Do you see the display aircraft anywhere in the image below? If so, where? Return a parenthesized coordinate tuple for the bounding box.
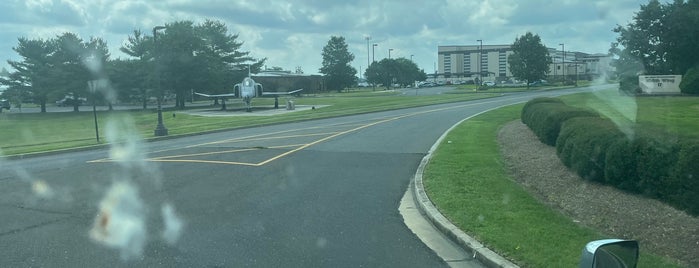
(195, 69, 302, 112)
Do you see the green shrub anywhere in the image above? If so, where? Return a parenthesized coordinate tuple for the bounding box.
(619, 75, 640, 94)
(556, 117, 625, 182)
(680, 67, 699, 94)
(666, 139, 699, 215)
(631, 130, 680, 198)
(521, 97, 563, 125)
(521, 100, 598, 146)
(604, 138, 640, 192)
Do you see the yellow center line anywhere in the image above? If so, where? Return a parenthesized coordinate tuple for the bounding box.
(256, 115, 407, 166)
(185, 123, 368, 148)
(147, 159, 261, 166)
(194, 132, 344, 145)
(89, 98, 511, 166)
(150, 147, 261, 160)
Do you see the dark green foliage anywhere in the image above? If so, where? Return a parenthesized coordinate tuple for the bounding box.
(521, 97, 563, 116)
(521, 98, 598, 146)
(605, 126, 682, 196)
(668, 139, 699, 215)
(618, 75, 640, 95)
(320, 36, 357, 92)
(556, 117, 625, 182)
(612, 0, 699, 77)
(631, 129, 680, 198)
(523, 98, 699, 216)
(680, 67, 699, 94)
(365, 58, 426, 89)
(604, 138, 639, 192)
(508, 32, 552, 89)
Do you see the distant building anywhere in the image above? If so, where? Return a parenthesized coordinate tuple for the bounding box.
(437, 45, 613, 83)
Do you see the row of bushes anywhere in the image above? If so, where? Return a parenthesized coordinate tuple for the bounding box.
(521, 98, 699, 216)
(521, 97, 598, 146)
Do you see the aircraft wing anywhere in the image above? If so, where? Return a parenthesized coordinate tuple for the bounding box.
(261, 89, 303, 96)
(195, 92, 237, 98)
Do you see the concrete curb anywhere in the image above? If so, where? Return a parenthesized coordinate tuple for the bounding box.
(411, 105, 520, 268)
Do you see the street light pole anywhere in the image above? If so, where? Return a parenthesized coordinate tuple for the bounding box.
(476, 39, 483, 85)
(372, 44, 377, 63)
(559, 43, 565, 82)
(388, 48, 393, 59)
(365, 36, 371, 69)
(153, 25, 168, 137)
(574, 52, 578, 87)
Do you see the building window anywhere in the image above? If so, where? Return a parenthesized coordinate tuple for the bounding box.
(463, 54, 471, 72)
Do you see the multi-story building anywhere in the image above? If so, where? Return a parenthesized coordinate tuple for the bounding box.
(437, 45, 612, 84)
(438, 45, 513, 83)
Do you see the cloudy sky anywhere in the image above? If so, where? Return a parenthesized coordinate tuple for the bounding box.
(0, 0, 648, 75)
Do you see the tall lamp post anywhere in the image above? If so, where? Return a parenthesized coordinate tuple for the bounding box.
(559, 43, 565, 82)
(476, 39, 483, 85)
(365, 36, 371, 69)
(153, 25, 168, 136)
(388, 48, 393, 59)
(574, 51, 578, 87)
(372, 43, 377, 63)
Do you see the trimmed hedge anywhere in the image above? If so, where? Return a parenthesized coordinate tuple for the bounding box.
(667, 139, 699, 214)
(521, 98, 598, 146)
(521, 98, 699, 216)
(680, 66, 699, 94)
(556, 117, 626, 182)
(604, 138, 639, 192)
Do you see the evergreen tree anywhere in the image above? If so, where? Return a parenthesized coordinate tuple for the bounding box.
(320, 36, 357, 92)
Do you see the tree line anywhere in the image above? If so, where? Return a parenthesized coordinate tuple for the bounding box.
(0, 19, 265, 112)
(318, 36, 427, 92)
(612, 0, 699, 93)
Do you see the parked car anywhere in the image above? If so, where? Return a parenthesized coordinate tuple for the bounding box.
(482, 81, 496, 86)
(0, 99, 10, 110)
(56, 95, 87, 107)
(528, 79, 549, 87)
(418, 81, 436, 88)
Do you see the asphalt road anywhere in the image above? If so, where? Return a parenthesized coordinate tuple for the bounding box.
(0, 84, 614, 267)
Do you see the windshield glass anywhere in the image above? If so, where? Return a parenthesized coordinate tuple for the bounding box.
(0, 1, 695, 267)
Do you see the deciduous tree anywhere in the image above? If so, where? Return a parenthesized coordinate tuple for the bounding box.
(508, 32, 552, 89)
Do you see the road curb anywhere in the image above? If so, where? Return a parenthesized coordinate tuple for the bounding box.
(410, 105, 519, 268)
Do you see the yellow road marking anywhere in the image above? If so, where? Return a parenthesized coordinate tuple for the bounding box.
(90, 98, 514, 166)
(149, 147, 261, 160)
(192, 132, 343, 146)
(256, 116, 403, 166)
(146, 159, 261, 166)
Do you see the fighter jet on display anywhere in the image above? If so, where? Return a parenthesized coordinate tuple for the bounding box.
(195, 67, 303, 112)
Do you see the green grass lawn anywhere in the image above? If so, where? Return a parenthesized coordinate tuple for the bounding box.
(453, 80, 591, 93)
(0, 91, 499, 155)
(423, 104, 681, 267)
(559, 89, 699, 137)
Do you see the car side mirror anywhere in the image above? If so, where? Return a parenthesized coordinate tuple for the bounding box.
(579, 239, 639, 268)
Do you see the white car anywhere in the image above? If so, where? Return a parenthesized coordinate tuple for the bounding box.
(482, 81, 496, 86)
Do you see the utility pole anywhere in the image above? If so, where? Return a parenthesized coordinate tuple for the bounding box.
(477, 39, 483, 85)
(372, 43, 377, 63)
(365, 36, 371, 69)
(559, 43, 565, 82)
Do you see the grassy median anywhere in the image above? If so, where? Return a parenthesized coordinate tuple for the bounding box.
(0, 91, 499, 155)
(422, 103, 679, 267)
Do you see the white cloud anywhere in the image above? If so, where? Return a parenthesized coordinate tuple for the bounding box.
(0, 0, 650, 74)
